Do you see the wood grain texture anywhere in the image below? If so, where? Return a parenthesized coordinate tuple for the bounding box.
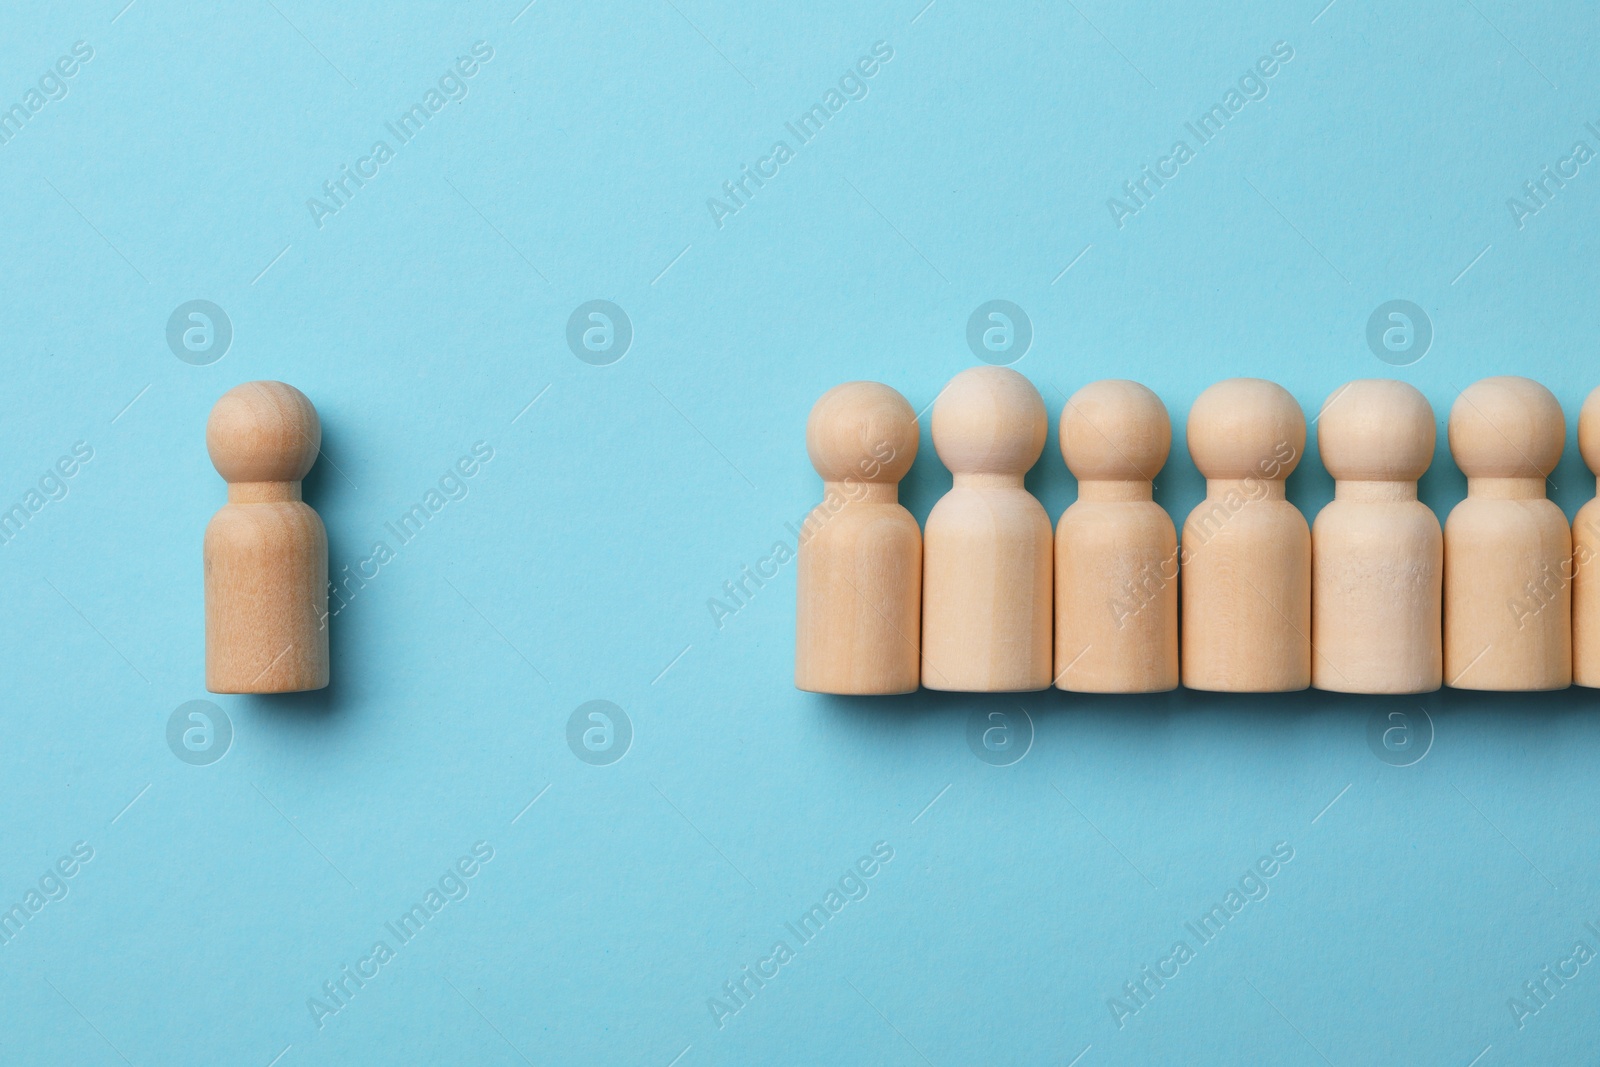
(921, 367, 1051, 692)
(794, 382, 922, 695)
(1180, 378, 1310, 692)
(1311, 379, 1442, 693)
(1444, 376, 1570, 691)
(1054, 380, 1178, 693)
(204, 381, 329, 694)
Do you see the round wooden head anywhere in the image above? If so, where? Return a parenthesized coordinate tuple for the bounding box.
(806, 381, 918, 483)
(1448, 375, 1563, 479)
(931, 366, 1046, 476)
(1579, 385, 1600, 477)
(1186, 378, 1305, 480)
(207, 381, 321, 484)
(1317, 379, 1435, 482)
(1059, 379, 1170, 482)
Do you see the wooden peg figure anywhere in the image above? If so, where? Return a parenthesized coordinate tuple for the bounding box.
(1311, 379, 1442, 693)
(795, 382, 922, 695)
(1575, 386, 1600, 687)
(1181, 378, 1310, 692)
(1054, 380, 1178, 693)
(1445, 376, 1570, 690)
(205, 381, 329, 693)
(922, 366, 1052, 692)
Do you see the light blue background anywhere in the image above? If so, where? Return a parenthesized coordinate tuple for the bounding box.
(3, 0, 1599, 1063)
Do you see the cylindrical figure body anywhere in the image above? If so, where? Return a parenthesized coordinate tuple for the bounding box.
(204, 381, 330, 693)
(1311, 380, 1442, 693)
(795, 382, 921, 695)
(922, 367, 1052, 691)
(1181, 378, 1310, 692)
(1572, 387, 1600, 687)
(1054, 380, 1178, 692)
(1444, 376, 1570, 690)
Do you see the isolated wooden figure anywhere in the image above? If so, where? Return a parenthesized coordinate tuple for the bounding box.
(1445, 377, 1570, 690)
(1311, 380, 1442, 693)
(1181, 378, 1310, 692)
(1575, 387, 1600, 687)
(922, 366, 1051, 691)
(1054, 380, 1178, 693)
(204, 381, 329, 693)
(795, 382, 922, 695)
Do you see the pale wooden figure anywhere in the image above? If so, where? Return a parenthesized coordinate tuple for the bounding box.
(1311, 379, 1442, 693)
(1445, 376, 1570, 690)
(922, 367, 1051, 692)
(795, 382, 922, 695)
(1181, 378, 1310, 692)
(1054, 380, 1178, 692)
(1575, 386, 1600, 687)
(205, 381, 330, 693)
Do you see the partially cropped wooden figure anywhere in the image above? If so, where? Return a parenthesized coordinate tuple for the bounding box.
(205, 381, 330, 693)
(1181, 378, 1310, 692)
(922, 367, 1052, 692)
(1054, 380, 1178, 693)
(1311, 380, 1442, 693)
(1444, 376, 1570, 690)
(794, 382, 922, 695)
(1570, 387, 1600, 687)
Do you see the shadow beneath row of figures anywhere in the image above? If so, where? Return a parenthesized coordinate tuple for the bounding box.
(819, 684, 1600, 728)
(820, 686, 1600, 768)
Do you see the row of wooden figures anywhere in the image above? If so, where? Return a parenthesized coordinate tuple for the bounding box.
(795, 371, 1600, 696)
